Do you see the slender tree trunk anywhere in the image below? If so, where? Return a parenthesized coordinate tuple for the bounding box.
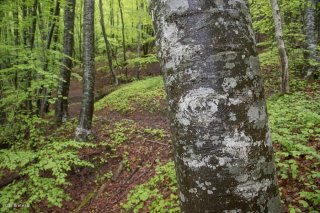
(39, 0, 60, 116)
(30, 0, 38, 50)
(304, 0, 319, 80)
(56, 0, 76, 124)
(75, 0, 95, 141)
(118, 0, 127, 79)
(270, 0, 290, 93)
(136, 0, 143, 80)
(151, 0, 281, 212)
(22, 0, 28, 47)
(99, 0, 118, 85)
(13, 7, 20, 90)
(78, 0, 84, 65)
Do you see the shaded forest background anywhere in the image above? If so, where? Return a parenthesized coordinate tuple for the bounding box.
(0, 0, 319, 212)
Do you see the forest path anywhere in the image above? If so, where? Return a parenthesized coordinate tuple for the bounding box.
(59, 62, 169, 212)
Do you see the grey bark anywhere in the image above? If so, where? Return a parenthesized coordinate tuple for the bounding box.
(75, 0, 95, 141)
(56, 0, 76, 124)
(118, 0, 128, 79)
(270, 0, 289, 93)
(151, 0, 281, 212)
(305, 0, 319, 80)
(136, 0, 143, 79)
(99, 0, 118, 85)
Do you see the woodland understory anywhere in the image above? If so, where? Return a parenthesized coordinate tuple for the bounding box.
(0, 0, 319, 212)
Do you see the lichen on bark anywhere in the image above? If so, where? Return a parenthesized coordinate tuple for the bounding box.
(151, 0, 281, 212)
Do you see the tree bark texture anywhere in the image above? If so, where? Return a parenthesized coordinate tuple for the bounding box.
(270, 0, 289, 93)
(56, 0, 76, 124)
(305, 0, 319, 80)
(76, 0, 95, 141)
(151, 0, 281, 212)
(99, 0, 118, 85)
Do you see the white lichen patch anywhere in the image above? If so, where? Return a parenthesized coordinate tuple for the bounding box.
(188, 188, 197, 194)
(223, 130, 253, 162)
(207, 190, 214, 194)
(195, 140, 206, 148)
(265, 128, 273, 147)
(159, 16, 203, 72)
(235, 173, 249, 182)
(182, 154, 216, 170)
(222, 78, 237, 92)
(163, 0, 189, 13)
(176, 87, 219, 127)
(223, 210, 242, 213)
(249, 56, 260, 75)
(180, 192, 186, 203)
(247, 104, 267, 129)
(229, 112, 237, 121)
(235, 179, 272, 201)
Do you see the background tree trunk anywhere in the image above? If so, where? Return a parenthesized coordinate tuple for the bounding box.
(56, 0, 76, 124)
(99, 0, 118, 85)
(270, 0, 290, 93)
(75, 0, 95, 141)
(118, 0, 127, 80)
(39, 0, 61, 116)
(304, 0, 319, 80)
(151, 0, 281, 212)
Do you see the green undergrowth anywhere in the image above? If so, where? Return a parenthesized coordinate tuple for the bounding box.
(95, 76, 165, 113)
(122, 80, 320, 212)
(268, 87, 320, 212)
(0, 140, 95, 212)
(122, 161, 179, 213)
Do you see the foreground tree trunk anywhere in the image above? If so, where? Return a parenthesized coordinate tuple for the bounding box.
(304, 0, 319, 80)
(75, 0, 95, 141)
(56, 0, 76, 124)
(151, 0, 281, 212)
(270, 0, 290, 93)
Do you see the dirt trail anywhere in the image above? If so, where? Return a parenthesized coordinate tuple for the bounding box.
(58, 62, 167, 212)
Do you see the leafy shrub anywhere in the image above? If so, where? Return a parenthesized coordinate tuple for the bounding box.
(0, 141, 94, 212)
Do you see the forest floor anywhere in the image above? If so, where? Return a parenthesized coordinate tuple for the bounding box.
(50, 63, 175, 212)
(45, 62, 319, 213)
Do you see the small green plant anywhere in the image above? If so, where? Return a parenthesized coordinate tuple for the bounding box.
(122, 161, 179, 213)
(107, 119, 137, 149)
(144, 128, 167, 140)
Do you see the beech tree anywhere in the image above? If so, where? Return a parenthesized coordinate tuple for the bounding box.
(56, 0, 76, 124)
(75, 0, 95, 141)
(151, 0, 281, 212)
(270, 0, 289, 93)
(304, 0, 319, 80)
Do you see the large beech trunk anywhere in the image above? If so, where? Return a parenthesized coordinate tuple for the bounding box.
(151, 0, 281, 212)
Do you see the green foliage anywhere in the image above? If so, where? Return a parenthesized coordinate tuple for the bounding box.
(127, 54, 159, 69)
(268, 86, 320, 210)
(144, 128, 166, 140)
(122, 161, 179, 213)
(95, 76, 165, 113)
(0, 141, 95, 212)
